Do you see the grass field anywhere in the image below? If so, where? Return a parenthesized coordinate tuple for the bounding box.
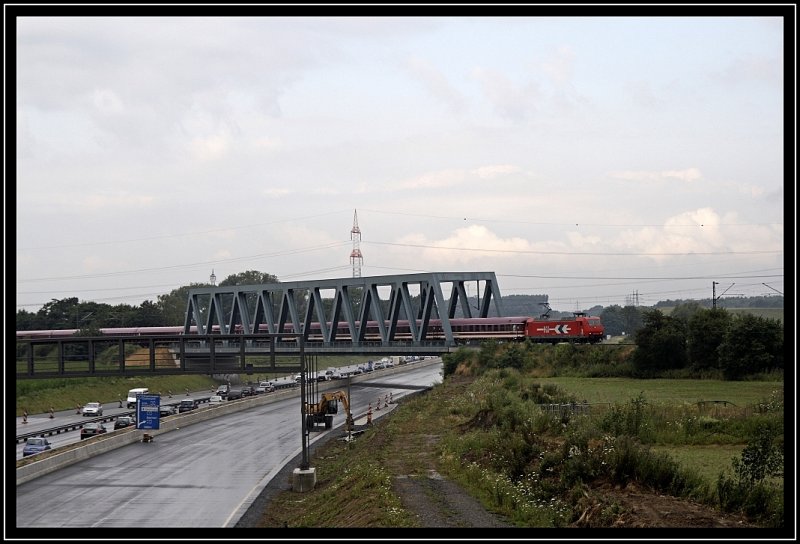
(534, 376, 784, 489)
(652, 444, 744, 482)
(534, 376, 783, 406)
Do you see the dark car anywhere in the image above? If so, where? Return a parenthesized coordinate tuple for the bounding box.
(113, 416, 136, 430)
(241, 385, 255, 397)
(178, 399, 198, 413)
(226, 388, 243, 400)
(215, 384, 230, 398)
(80, 422, 108, 440)
(159, 404, 177, 417)
(23, 437, 52, 457)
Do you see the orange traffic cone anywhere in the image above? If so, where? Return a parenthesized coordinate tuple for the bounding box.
(49, 407, 55, 419)
(367, 405, 372, 425)
(376, 397, 381, 410)
(22, 410, 28, 424)
(76, 404, 82, 414)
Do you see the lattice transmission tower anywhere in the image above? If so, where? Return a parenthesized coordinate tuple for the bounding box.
(350, 209, 363, 278)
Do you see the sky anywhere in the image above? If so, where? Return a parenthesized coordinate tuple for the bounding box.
(12, 11, 789, 316)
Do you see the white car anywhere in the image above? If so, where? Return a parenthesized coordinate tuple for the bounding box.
(209, 395, 224, 404)
(82, 402, 103, 417)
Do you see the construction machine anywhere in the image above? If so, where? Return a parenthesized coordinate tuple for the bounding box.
(305, 390, 355, 431)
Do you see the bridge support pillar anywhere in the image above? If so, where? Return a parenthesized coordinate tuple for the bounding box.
(292, 467, 317, 492)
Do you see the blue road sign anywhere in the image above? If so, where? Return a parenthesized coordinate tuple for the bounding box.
(137, 394, 160, 430)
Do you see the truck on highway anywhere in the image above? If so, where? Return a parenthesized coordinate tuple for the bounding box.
(126, 387, 149, 409)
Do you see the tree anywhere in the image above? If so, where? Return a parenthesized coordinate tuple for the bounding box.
(687, 308, 732, 371)
(37, 297, 80, 329)
(157, 284, 210, 326)
(599, 305, 625, 336)
(218, 270, 279, 287)
(620, 305, 645, 336)
(599, 305, 645, 337)
(632, 309, 688, 377)
(718, 314, 784, 380)
(669, 301, 704, 324)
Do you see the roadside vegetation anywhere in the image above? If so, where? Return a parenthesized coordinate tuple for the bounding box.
(259, 338, 784, 529)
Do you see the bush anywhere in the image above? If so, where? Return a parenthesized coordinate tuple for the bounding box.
(442, 348, 474, 377)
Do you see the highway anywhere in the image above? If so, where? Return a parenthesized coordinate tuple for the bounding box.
(15, 361, 442, 528)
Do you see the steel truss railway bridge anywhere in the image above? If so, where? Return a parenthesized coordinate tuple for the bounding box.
(17, 272, 504, 379)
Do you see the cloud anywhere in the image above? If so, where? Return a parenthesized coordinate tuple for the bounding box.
(393, 165, 520, 191)
(252, 137, 282, 151)
(403, 56, 465, 113)
(91, 88, 125, 115)
(540, 46, 575, 87)
(79, 193, 155, 212)
(397, 225, 532, 265)
(188, 133, 231, 161)
(609, 168, 702, 183)
(471, 66, 540, 122)
(715, 56, 782, 86)
(262, 188, 291, 198)
(471, 165, 520, 179)
(395, 169, 468, 190)
(613, 207, 782, 263)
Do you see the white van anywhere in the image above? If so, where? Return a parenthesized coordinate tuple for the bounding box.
(126, 387, 149, 409)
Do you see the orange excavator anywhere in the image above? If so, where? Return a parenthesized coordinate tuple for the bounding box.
(305, 390, 355, 431)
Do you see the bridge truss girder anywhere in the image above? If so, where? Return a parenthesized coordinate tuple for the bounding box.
(185, 272, 504, 347)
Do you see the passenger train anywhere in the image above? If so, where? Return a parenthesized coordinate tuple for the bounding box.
(16, 313, 604, 344)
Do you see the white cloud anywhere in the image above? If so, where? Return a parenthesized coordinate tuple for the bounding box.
(395, 169, 467, 190)
(403, 56, 465, 113)
(471, 165, 520, 179)
(540, 46, 575, 87)
(397, 225, 532, 265)
(471, 66, 540, 121)
(611, 207, 782, 263)
(252, 137, 282, 151)
(91, 88, 125, 115)
(262, 188, 291, 198)
(188, 133, 231, 161)
(609, 168, 702, 183)
(79, 193, 155, 212)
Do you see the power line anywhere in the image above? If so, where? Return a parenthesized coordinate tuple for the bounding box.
(17, 242, 351, 283)
(359, 208, 784, 229)
(362, 240, 782, 257)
